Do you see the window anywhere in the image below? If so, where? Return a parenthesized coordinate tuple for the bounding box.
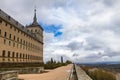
(16, 53, 18, 62)
(23, 45, 24, 49)
(23, 40, 25, 45)
(17, 37, 19, 42)
(16, 22, 18, 25)
(17, 43, 18, 48)
(8, 16, 11, 20)
(12, 52, 15, 61)
(21, 39, 22, 44)
(0, 29, 1, 35)
(4, 39, 6, 44)
(26, 54, 27, 59)
(10, 25, 12, 29)
(2, 50, 5, 57)
(20, 44, 22, 48)
(4, 32, 7, 37)
(2, 50, 5, 61)
(35, 29, 37, 32)
(16, 53, 18, 58)
(14, 35, 15, 40)
(12, 52, 15, 58)
(13, 42, 15, 47)
(8, 51, 10, 61)
(8, 51, 10, 57)
(31, 29, 33, 33)
(28, 55, 29, 59)
(0, 19, 2, 23)
(23, 54, 24, 59)
(27, 30, 29, 32)
(5, 23, 7, 26)
(9, 34, 11, 39)
(14, 28, 16, 31)
(20, 53, 22, 58)
(9, 41, 11, 46)
(21, 31, 22, 34)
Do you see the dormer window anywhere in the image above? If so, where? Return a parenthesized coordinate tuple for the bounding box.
(8, 16, 11, 20)
(0, 9, 1, 13)
(16, 21, 18, 25)
(0, 19, 2, 23)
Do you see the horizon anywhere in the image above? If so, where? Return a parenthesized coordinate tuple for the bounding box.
(0, 0, 120, 63)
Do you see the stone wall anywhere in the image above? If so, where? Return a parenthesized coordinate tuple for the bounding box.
(0, 71, 18, 80)
(0, 9, 43, 65)
(74, 64, 92, 80)
(0, 67, 44, 74)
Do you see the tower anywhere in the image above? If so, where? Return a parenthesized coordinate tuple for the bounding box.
(26, 8, 43, 63)
(26, 8, 43, 43)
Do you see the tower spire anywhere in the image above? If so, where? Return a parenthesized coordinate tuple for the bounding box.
(33, 6, 38, 25)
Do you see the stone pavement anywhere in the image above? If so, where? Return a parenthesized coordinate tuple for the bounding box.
(19, 64, 72, 80)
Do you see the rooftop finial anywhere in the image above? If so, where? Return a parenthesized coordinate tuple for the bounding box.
(33, 6, 38, 25)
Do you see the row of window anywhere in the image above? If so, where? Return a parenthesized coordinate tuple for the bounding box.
(0, 29, 42, 52)
(1, 50, 42, 62)
(0, 18, 43, 40)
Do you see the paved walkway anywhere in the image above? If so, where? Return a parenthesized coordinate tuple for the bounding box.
(19, 64, 72, 80)
(116, 73, 120, 80)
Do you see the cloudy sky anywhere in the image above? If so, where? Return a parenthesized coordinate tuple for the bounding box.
(0, 0, 120, 63)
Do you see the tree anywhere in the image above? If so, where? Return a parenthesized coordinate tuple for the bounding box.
(61, 56, 63, 63)
(65, 60, 72, 64)
(51, 58, 53, 63)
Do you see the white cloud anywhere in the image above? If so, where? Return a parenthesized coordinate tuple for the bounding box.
(0, 0, 120, 63)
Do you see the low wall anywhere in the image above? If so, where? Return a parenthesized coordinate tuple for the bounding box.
(0, 67, 44, 74)
(0, 71, 18, 80)
(74, 64, 92, 80)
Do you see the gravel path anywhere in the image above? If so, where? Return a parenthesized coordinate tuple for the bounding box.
(19, 64, 72, 80)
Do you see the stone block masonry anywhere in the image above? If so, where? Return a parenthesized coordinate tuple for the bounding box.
(0, 8, 43, 69)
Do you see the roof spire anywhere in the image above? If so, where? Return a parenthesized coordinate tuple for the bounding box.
(33, 6, 38, 25)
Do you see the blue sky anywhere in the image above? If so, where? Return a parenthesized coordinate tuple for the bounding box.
(0, 0, 120, 63)
(41, 24, 63, 37)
